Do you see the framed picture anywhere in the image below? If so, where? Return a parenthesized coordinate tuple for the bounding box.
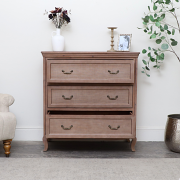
(117, 34, 132, 51)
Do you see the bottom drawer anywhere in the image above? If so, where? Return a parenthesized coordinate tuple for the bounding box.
(46, 115, 134, 138)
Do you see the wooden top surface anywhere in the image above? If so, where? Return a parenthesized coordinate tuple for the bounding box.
(41, 51, 140, 58)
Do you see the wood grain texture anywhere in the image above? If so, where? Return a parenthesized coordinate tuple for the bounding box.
(41, 51, 140, 59)
(42, 51, 139, 152)
(3, 139, 12, 157)
(131, 138, 137, 152)
(47, 60, 134, 83)
(43, 136, 48, 152)
(46, 115, 133, 138)
(43, 57, 46, 137)
(48, 86, 133, 108)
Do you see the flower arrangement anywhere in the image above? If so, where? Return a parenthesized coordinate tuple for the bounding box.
(44, 7, 71, 29)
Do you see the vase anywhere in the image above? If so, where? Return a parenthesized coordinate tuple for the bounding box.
(52, 28, 64, 51)
(165, 114, 180, 153)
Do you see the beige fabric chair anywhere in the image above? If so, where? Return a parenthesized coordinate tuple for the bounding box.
(0, 94, 16, 157)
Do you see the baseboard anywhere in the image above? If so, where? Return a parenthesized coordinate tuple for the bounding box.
(136, 127, 165, 141)
(14, 127, 43, 141)
(13, 126, 165, 141)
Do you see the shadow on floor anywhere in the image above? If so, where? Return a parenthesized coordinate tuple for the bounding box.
(0, 141, 180, 158)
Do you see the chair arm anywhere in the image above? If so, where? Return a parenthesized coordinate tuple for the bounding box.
(0, 94, 15, 112)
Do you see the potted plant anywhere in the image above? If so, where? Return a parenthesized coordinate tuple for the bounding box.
(139, 0, 180, 152)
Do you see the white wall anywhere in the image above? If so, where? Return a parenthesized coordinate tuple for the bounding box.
(0, 0, 180, 141)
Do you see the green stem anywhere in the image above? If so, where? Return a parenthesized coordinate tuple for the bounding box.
(165, 38, 180, 61)
(173, 11, 180, 33)
(161, 21, 178, 30)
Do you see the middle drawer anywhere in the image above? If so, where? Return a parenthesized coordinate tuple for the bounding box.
(48, 86, 133, 108)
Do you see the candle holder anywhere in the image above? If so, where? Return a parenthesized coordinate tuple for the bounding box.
(107, 27, 117, 52)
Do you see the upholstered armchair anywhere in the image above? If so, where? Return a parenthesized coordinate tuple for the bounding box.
(0, 94, 16, 157)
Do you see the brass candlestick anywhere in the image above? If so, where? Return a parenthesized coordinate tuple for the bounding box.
(107, 27, 117, 52)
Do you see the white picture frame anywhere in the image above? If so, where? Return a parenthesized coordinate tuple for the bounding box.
(117, 34, 132, 51)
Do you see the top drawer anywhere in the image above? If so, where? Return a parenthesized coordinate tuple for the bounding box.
(47, 60, 134, 83)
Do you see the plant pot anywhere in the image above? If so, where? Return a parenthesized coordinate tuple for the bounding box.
(52, 28, 64, 51)
(165, 114, 180, 153)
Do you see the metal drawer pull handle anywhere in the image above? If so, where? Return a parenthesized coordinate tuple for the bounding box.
(62, 70, 73, 74)
(107, 95, 118, 100)
(108, 125, 120, 130)
(62, 95, 73, 100)
(108, 70, 119, 74)
(61, 125, 73, 130)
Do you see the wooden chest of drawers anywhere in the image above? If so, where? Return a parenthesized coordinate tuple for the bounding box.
(42, 52, 139, 151)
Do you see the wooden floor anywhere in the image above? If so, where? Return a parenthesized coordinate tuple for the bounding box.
(0, 141, 180, 158)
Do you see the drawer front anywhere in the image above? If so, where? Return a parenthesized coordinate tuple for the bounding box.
(47, 60, 134, 83)
(46, 115, 133, 138)
(48, 86, 133, 108)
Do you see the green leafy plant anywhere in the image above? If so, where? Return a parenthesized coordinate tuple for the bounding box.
(139, 0, 180, 77)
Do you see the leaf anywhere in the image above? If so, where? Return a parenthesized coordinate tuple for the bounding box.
(164, 24, 168, 30)
(169, 8, 175, 12)
(158, 32, 161, 36)
(165, 0, 171, 4)
(150, 26, 153, 32)
(149, 15, 155, 22)
(143, 22, 147, 25)
(141, 71, 145, 73)
(148, 47, 151, 50)
(160, 25, 164, 32)
(170, 38, 175, 41)
(150, 34, 156, 39)
(161, 14, 165, 19)
(158, 55, 164, 60)
(148, 52, 151, 57)
(146, 66, 150, 71)
(153, 4, 158, 10)
(143, 16, 150, 23)
(153, 65, 158, 68)
(157, 55, 160, 60)
(172, 29, 175, 35)
(154, 51, 158, 55)
(161, 43, 169, 50)
(155, 22, 161, 27)
(175, 0, 179, 2)
(160, 53, 164, 59)
(142, 49, 147, 54)
(156, 39, 162, 44)
(142, 60, 147, 65)
(146, 73, 150, 77)
(148, 27, 153, 34)
(157, 16, 163, 22)
(161, 36, 166, 39)
(158, 0, 164, 3)
(154, 13, 158, 18)
(171, 41, 178, 46)
(148, 6, 150, 11)
(154, 31, 158, 35)
(150, 58, 156, 62)
(167, 30, 171, 34)
(159, 9, 163, 13)
(144, 29, 147, 33)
